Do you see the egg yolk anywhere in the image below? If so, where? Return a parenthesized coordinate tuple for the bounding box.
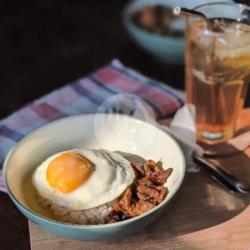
(47, 152, 94, 193)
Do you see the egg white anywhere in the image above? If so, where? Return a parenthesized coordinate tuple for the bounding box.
(32, 149, 135, 210)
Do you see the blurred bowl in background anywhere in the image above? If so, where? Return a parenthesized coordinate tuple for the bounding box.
(123, 0, 234, 64)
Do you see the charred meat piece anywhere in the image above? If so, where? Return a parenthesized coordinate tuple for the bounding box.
(131, 161, 145, 176)
(114, 187, 155, 217)
(106, 211, 129, 224)
(106, 211, 121, 224)
(136, 181, 168, 205)
(143, 160, 162, 173)
(136, 184, 159, 204)
(106, 159, 173, 223)
(155, 185, 168, 204)
(145, 168, 173, 185)
(137, 176, 153, 186)
(113, 187, 133, 212)
(156, 160, 163, 169)
(127, 200, 155, 217)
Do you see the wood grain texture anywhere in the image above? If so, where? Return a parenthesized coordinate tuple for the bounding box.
(29, 109, 250, 250)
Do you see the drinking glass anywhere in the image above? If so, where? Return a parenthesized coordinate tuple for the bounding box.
(185, 2, 250, 144)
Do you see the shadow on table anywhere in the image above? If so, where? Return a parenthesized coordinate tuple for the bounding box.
(144, 151, 250, 239)
(104, 151, 249, 250)
(199, 125, 250, 157)
(111, 149, 250, 241)
(28, 150, 250, 250)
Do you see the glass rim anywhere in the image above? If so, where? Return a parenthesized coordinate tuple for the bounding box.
(193, 1, 250, 12)
(189, 2, 250, 37)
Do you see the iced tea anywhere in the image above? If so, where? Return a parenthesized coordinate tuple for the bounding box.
(185, 4, 250, 144)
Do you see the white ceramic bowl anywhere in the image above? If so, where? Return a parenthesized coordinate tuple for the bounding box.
(3, 114, 185, 240)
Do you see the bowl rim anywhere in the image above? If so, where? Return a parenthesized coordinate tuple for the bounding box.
(3, 113, 186, 229)
(122, 0, 185, 42)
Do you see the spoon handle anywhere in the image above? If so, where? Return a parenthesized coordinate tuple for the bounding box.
(173, 7, 207, 20)
(193, 156, 240, 193)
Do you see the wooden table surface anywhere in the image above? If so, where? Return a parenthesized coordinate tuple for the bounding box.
(29, 110, 250, 250)
(30, 167, 250, 250)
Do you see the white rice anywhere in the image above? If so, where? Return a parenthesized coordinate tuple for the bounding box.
(37, 194, 115, 225)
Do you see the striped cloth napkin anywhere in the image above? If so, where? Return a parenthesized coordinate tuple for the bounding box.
(0, 60, 184, 192)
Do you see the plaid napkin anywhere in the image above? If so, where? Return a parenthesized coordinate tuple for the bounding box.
(0, 60, 184, 192)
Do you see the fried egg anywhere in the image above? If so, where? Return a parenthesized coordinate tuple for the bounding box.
(32, 149, 135, 210)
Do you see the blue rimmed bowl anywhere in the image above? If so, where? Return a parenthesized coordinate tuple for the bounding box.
(3, 114, 185, 240)
(123, 0, 233, 64)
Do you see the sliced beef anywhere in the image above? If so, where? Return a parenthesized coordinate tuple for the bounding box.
(106, 159, 173, 223)
(145, 168, 173, 185)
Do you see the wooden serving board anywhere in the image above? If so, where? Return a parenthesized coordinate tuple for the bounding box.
(29, 109, 250, 250)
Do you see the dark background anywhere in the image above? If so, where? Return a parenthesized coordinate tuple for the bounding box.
(0, 0, 249, 249)
(0, 0, 185, 119)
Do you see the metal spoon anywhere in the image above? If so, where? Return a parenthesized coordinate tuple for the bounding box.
(193, 155, 250, 194)
(173, 6, 207, 20)
(173, 6, 213, 30)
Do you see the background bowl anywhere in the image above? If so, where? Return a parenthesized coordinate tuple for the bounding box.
(3, 114, 185, 240)
(123, 0, 234, 64)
